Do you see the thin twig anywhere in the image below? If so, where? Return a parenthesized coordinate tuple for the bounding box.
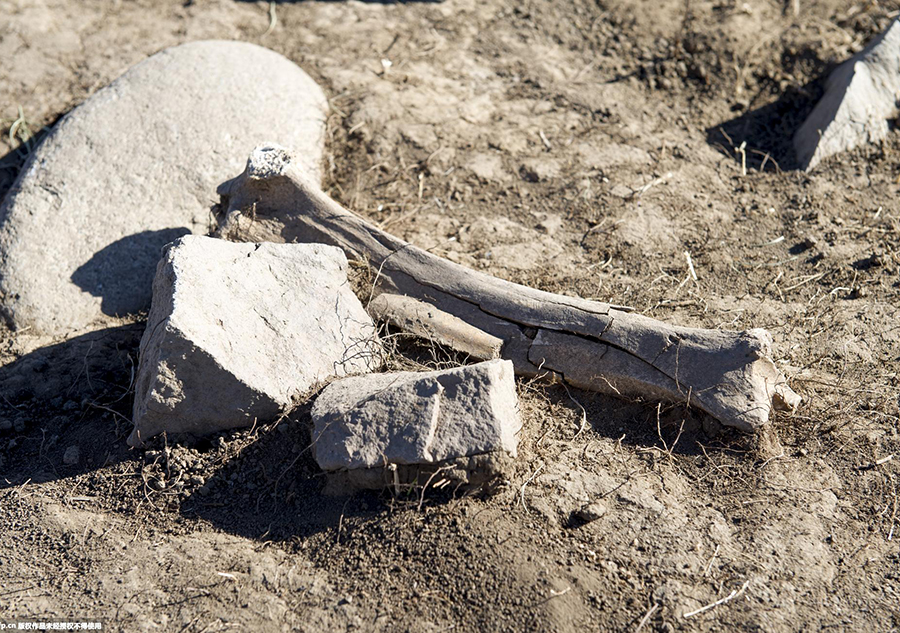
(519, 462, 544, 511)
(418, 465, 454, 511)
(539, 130, 552, 150)
(783, 272, 826, 292)
(684, 251, 698, 281)
(336, 496, 352, 544)
(630, 172, 673, 199)
(703, 544, 720, 576)
(262, 1, 277, 37)
(683, 580, 750, 618)
(735, 141, 747, 176)
(858, 454, 894, 470)
(635, 603, 659, 632)
(562, 383, 588, 439)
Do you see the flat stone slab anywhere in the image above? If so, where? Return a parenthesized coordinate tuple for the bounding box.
(129, 236, 380, 447)
(311, 359, 521, 474)
(0, 40, 327, 335)
(795, 17, 900, 170)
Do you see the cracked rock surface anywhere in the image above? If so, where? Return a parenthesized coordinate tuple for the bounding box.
(311, 359, 520, 473)
(0, 40, 327, 335)
(129, 236, 380, 447)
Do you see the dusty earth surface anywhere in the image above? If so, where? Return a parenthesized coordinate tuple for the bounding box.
(1, 0, 899, 631)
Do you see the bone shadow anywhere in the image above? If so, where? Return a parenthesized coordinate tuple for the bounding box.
(542, 383, 725, 458)
(71, 228, 191, 317)
(0, 324, 143, 489)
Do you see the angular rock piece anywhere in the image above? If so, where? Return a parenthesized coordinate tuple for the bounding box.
(795, 18, 900, 170)
(576, 500, 606, 523)
(311, 359, 520, 483)
(0, 40, 328, 335)
(129, 236, 380, 447)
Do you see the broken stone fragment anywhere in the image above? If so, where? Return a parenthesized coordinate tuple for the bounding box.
(129, 236, 380, 447)
(795, 17, 900, 170)
(0, 40, 327, 335)
(576, 500, 606, 523)
(311, 359, 520, 490)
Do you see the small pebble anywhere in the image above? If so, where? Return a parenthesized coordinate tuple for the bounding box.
(63, 445, 81, 465)
(576, 501, 607, 523)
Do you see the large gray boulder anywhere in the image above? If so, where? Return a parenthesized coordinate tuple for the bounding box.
(129, 236, 380, 447)
(0, 40, 328, 336)
(311, 360, 521, 488)
(795, 18, 900, 170)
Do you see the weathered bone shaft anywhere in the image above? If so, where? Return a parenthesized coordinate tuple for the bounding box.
(369, 293, 503, 361)
(216, 145, 800, 432)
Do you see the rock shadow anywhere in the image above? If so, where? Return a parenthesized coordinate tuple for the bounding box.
(705, 80, 825, 173)
(0, 148, 26, 207)
(180, 404, 391, 543)
(0, 324, 143, 489)
(71, 228, 191, 317)
(187, 381, 743, 543)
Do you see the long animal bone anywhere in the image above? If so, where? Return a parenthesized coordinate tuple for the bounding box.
(216, 145, 800, 432)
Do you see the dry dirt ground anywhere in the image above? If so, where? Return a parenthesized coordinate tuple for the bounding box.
(1, 0, 899, 631)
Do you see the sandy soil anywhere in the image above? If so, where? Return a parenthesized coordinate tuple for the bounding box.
(1, 0, 898, 631)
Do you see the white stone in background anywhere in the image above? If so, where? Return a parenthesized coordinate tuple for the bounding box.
(795, 17, 900, 170)
(311, 359, 520, 472)
(0, 40, 328, 335)
(129, 236, 380, 447)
